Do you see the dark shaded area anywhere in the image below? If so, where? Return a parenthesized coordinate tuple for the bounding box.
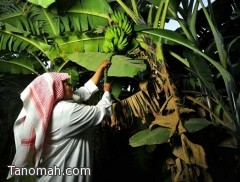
(92, 124, 240, 182)
(0, 74, 35, 182)
(188, 126, 240, 182)
(92, 123, 168, 182)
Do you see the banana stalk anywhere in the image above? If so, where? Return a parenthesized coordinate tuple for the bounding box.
(104, 52, 114, 84)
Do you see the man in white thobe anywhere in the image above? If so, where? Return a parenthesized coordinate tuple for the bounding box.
(8, 60, 112, 182)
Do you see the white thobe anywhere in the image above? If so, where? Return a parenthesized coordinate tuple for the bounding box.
(36, 80, 112, 182)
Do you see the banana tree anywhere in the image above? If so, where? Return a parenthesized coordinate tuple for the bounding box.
(107, 0, 240, 181)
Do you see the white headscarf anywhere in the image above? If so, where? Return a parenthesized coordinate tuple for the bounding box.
(9, 72, 70, 171)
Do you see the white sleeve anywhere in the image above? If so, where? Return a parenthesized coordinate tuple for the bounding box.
(72, 79, 99, 103)
(62, 91, 112, 137)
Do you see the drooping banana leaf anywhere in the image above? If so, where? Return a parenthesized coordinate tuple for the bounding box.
(66, 52, 147, 78)
(135, 25, 184, 46)
(184, 50, 234, 124)
(0, 54, 38, 75)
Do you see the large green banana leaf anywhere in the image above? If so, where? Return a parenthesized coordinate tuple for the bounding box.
(0, 50, 147, 78)
(67, 0, 112, 29)
(0, 27, 107, 61)
(66, 52, 147, 78)
(54, 33, 105, 56)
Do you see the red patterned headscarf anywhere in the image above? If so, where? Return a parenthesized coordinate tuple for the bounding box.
(9, 72, 70, 170)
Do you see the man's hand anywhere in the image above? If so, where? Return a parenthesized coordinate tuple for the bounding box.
(91, 60, 111, 85)
(104, 83, 111, 92)
(100, 60, 111, 70)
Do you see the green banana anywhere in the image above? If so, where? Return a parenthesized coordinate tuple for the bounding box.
(103, 39, 114, 53)
(111, 11, 125, 25)
(111, 11, 132, 36)
(121, 19, 128, 31)
(117, 11, 125, 22)
(117, 30, 128, 51)
(113, 11, 122, 23)
(124, 23, 132, 35)
(117, 39, 128, 51)
(105, 26, 115, 40)
(110, 11, 119, 24)
(123, 19, 132, 35)
(113, 28, 120, 46)
(122, 20, 132, 35)
(116, 27, 121, 37)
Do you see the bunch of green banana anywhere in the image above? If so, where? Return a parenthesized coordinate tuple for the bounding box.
(110, 11, 132, 36)
(103, 26, 128, 53)
(103, 11, 132, 53)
